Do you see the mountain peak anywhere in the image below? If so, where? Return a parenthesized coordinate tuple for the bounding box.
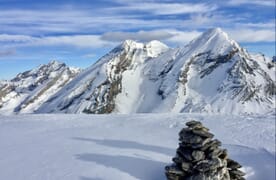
(121, 39, 144, 50)
(146, 40, 168, 49)
(201, 28, 230, 41)
(114, 39, 169, 58)
(206, 27, 223, 34)
(185, 28, 240, 56)
(47, 60, 65, 68)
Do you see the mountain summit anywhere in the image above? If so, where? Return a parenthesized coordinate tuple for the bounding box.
(1, 28, 275, 114)
(0, 61, 80, 114)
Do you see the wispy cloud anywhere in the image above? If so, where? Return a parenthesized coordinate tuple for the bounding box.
(227, 29, 275, 43)
(32, 35, 113, 48)
(0, 9, 185, 35)
(82, 53, 97, 58)
(0, 49, 16, 57)
(109, 2, 217, 15)
(228, 0, 275, 6)
(101, 30, 174, 42)
(0, 34, 34, 43)
(0, 1, 274, 54)
(0, 27, 274, 51)
(166, 30, 202, 44)
(0, 34, 113, 49)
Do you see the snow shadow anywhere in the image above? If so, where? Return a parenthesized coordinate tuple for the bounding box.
(75, 153, 167, 180)
(72, 137, 174, 156)
(224, 144, 275, 180)
(79, 177, 103, 180)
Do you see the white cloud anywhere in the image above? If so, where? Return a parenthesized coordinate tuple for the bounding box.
(33, 35, 112, 48)
(227, 29, 275, 43)
(82, 53, 97, 58)
(228, 0, 275, 6)
(0, 34, 114, 48)
(166, 30, 202, 44)
(0, 28, 274, 51)
(0, 9, 186, 35)
(101, 29, 202, 45)
(0, 49, 16, 57)
(110, 2, 217, 15)
(101, 30, 174, 42)
(237, 21, 275, 29)
(0, 34, 35, 43)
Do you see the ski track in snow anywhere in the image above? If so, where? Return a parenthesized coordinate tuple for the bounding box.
(0, 113, 275, 180)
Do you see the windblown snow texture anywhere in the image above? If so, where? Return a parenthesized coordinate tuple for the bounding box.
(0, 114, 274, 180)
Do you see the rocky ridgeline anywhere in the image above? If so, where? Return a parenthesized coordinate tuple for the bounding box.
(165, 120, 245, 180)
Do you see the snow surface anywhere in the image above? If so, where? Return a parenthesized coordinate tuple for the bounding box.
(0, 114, 274, 180)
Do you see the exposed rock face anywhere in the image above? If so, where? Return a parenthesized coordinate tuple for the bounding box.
(36, 28, 275, 115)
(36, 40, 169, 114)
(165, 120, 245, 180)
(0, 61, 80, 114)
(0, 28, 274, 115)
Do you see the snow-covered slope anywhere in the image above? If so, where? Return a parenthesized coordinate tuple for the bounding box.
(0, 114, 274, 180)
(37, 40, 170, 113)
(0, 61, 80, 114)
(37, 28, 275, 115)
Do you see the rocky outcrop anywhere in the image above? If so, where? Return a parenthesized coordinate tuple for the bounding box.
(0, 61, 80, 114)
(1, 28, 274, 115)
(165, 120, 245, 180)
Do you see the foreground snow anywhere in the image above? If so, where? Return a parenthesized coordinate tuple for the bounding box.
(0, 114, 275, 180)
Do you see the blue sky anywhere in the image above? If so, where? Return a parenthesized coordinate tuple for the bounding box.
(0, 0, 275, 79)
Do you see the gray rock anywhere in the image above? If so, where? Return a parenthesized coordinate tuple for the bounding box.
(194, 157, 222, 172)
(208, 148, 224, 158)
(172, 156, 183, 165)
(229, 169, 246, 177)
(191, 138, 212, 149)
(177, 147, 193, 161)
(227, 159, 242, 169)
(218, 149, 228, 160)
(186, 121, 205, 130)
(165, 165, 185, 176)
(165, 120, 245, 180)
(192, 150, 205, 162)
(187, 173, 207, 180)
(179, 128, 192, 137)
(179, 133, 205, 144)
(186, 120, 202, 127)
(192, 129, 214, 138)
(194, 160, 212, 172)
(200, 139, 221, 151)
(181, 161, 192, 171)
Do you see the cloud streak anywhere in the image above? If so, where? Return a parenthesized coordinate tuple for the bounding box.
(1, 27, 274, 51)
(227, 29, 275, 43)
(109, 2, 217, 15)
(0, 49, 16, 57)
(101, 30, 174, 42)
(0, 34, 114, 49)
(228, 0, 275, 6)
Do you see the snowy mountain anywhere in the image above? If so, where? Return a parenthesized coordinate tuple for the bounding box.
(0, 28, 274, 115)
(36, 28, 275, 115)
(0, 61, 80, 114)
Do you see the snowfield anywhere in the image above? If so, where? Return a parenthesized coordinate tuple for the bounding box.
(0, 114, 275, 180)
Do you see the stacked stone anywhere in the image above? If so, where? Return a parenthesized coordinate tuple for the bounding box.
(165, 120, 245, 180)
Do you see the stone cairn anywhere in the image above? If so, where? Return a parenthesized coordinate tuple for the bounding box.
(165, 120, 245, 180)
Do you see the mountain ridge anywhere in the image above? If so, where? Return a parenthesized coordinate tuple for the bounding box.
(0, 60, 80, 114)
(0, 28, 275, 115)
